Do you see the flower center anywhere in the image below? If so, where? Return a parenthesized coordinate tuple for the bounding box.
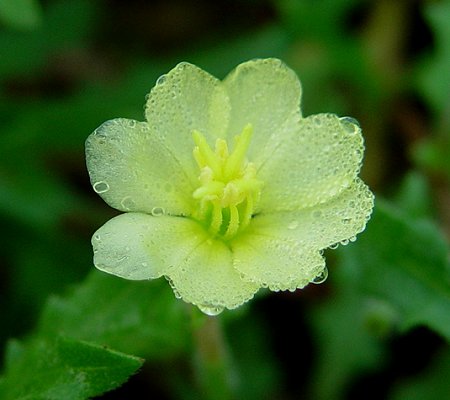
(192, 124, 263, 241)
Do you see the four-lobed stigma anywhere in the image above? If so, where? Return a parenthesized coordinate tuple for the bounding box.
(192, 124, 263, 241)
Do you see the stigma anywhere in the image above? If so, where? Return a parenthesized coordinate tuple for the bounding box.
(192, 124, 263, 241)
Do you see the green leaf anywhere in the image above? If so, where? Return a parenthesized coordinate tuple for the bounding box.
(340, 198, 450, 340)
(0, 336, 142, 400)
(38, 270, 190, 358)
(0, 0, 42, 30)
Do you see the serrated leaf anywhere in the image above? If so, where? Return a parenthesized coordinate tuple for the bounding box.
(38, 270, 190, 358)
(340, 199, 450, 340)
(0, 336, 142, 400)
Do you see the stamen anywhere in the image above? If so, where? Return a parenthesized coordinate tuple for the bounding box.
(224, 123, 253, 180)
(240, 195, 254, 230)
(192, 130, 222, 178)
(191, 125, 262, 241)
(210, 200, 223, 236)
(215, 139, 229, 160)
(224, 204, 239, 239)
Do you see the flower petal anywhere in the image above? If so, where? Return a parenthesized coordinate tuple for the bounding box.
(258, 114, 365, 211)
(223, 58, 302, 164)
(232, 234, 325, 291)
(92, 213, 205, 280)
(165, 239, 259, 310)
(86, 118, 195, 215)
(250, 178, 374, 250)
(145, 62, 230, 179)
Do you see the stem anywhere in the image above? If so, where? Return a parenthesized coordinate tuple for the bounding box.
(192, 310, 236, 400)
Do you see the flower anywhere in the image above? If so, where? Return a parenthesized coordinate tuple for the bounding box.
(86, 58, 374, 315)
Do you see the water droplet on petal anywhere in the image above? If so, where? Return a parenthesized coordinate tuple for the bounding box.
(312, 210, 323, 218)
(311, 267, 328, 284)
(340, 116, 360, 127)
(313, 116, 323, 126)
(151, 207, 165, 216)
(198, 305, 224, 316)
(329, 243, 339, 249)
(156, 74, 167, 85)
(120, 196, 136, 211)
(93, 181, 110, 194)
(288, 220, 298, 230)
(339, 116, 360, 134)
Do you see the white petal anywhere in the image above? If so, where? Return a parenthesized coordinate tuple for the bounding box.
(92, 213, 206, 280)
(223, 58, 302, 164)
(166, 238, 259, 310)
(232, 234, 325, 291)
(86, 118, 195, 215)
(145, 62, 230, 180)
(258, 114, 365, 211)
(250, 178, 374, 250)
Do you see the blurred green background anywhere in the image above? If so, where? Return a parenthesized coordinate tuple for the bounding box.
(1, 0, 449, 399)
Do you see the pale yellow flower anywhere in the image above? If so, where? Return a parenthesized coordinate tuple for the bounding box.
(86, 59, 374, 315)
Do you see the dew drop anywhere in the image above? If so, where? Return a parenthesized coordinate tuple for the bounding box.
(311, 267, 328, 284)
(340, 116, 360, 127)
(198, 305, 224, 316)
(173, 290, 182, 299)
(93, 181, 110, 194)
(94, 234, 101, 242)
(312, 210, 323, 218)
(313, 116, 323, 126)
(156, 74, 167, 85)
(329, 243, 339, 249)
(288, 220, 298, 230)
(339, 116, 360, 134)
(120, 196, 136, 211)
(151, 207, 165, 216)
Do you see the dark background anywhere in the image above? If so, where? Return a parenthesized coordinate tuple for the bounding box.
(1, 0, 449, 399)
